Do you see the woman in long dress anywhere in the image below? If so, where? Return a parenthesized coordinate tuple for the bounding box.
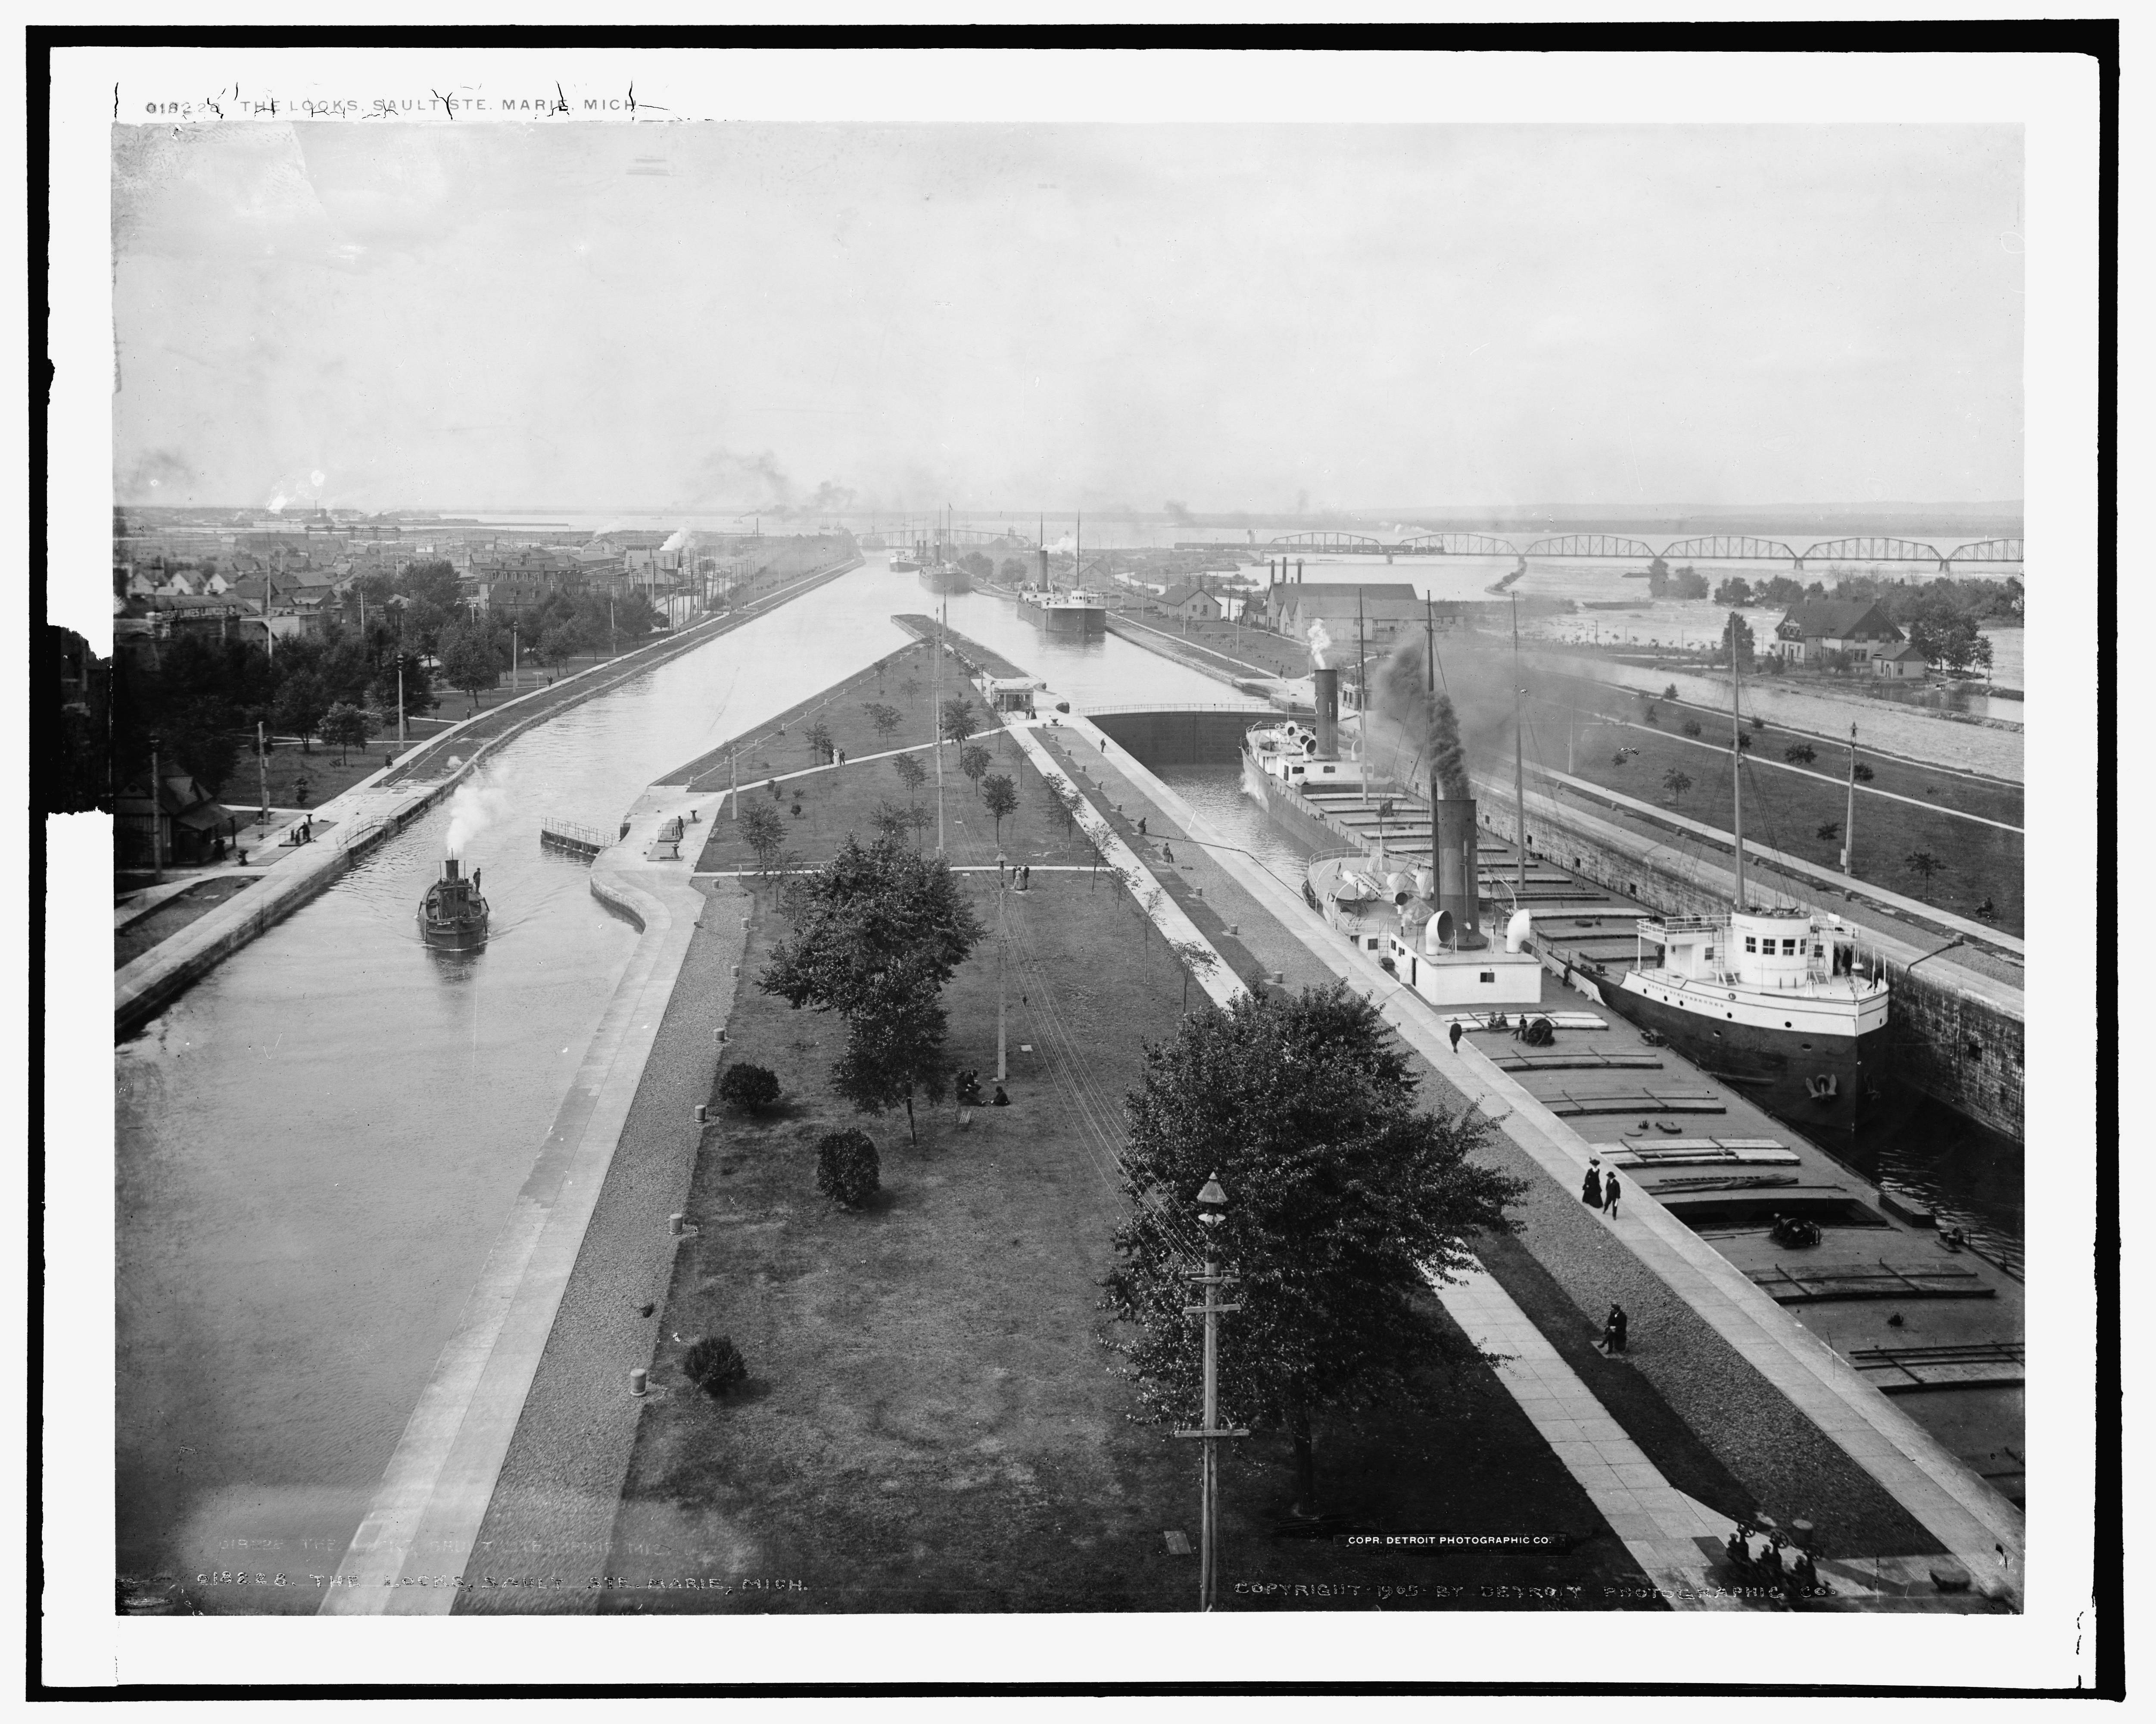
(1581, 1161, 1603, 1206)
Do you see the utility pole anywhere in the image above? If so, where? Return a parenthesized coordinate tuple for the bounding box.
(148, 734, 163, 884)
(1177, 1175, 1246, 1612)
(511, 620, 520, 694)
(1841, 723, 1857, 874)
(1425, 596, 1435, 695)
(935, 597, 947, 856)
(995, 852, 1009, 1082)
(257, 720, 270, 821)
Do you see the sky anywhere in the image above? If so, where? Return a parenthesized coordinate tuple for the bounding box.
(110, 122, 2024, 516)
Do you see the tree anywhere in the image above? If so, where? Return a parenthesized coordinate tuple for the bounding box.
(738, 800, 786, 873)
(998, 557, 1030, 583)
(1720, 613, 1755, 670)
(1816, 822, 1842, 843)
(539, 623, 581, 672)
(864, 701, 902, 742)
(1168, 938, 1218, 1012)
(1662, 768, 1693, 805)
(1713, 575, 1754, 608)
(806, 718, 835, 762)
(1642, 702, 1658, 726)
(869, 801, 913, 842)
(437, 624, 502, 713)
(1101, 983, 1523, 1514)
(959, 743, 991, 796)
(759, 836, 986, 1144)
(960, 551, 994, 581)
(1852, 763, 1875, 783)
(320, 701, 368, 766)
(981, 773, 1019, 845)
(938, 695, 976, 757)
(272, 668, 330, 753)
(1681, 718, 1702, 738)
(682, 1335, 748, 1397)
(1904, 851, 1942, 880)
(891, 752, 928, 795)
(1783, 743, 1817, 765)
(1673, 566, 1708, 601)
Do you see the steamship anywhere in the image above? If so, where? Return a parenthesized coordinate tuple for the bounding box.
(417, 857, 490, 950)
(1589, 616, 1891, 1132)
(919, 560, 972, 595)
(1018, 584, 1107, 639)
(1244, 664, 1542, 1009)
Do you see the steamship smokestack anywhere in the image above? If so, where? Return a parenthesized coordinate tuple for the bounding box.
(1313, 666, 1340, 759)
(442, 857, 461, 881)
(1432, 786, 1485, 949)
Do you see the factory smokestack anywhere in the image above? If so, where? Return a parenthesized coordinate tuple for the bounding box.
(1313, 666, 1340, 760)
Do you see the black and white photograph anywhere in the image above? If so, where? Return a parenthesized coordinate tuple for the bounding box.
(38, 31, 2112, 1696)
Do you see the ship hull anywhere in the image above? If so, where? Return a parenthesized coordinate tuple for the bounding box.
(919, 567, 972, 594)
(1594, 974, 1892, 1136)
(417, 914, 489, 951)
(1240, 745, 1363, 854)
(1022, 602, 1105, 639)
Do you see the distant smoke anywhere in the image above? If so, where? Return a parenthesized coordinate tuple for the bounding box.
(685, 450, 855, 519)
(444, 770, 515, 857)
(660, 527, 689, 555)
(1164, 499, 1190, 523)
(116, 448, 198, 500)
(1306, 619, 1333, 669)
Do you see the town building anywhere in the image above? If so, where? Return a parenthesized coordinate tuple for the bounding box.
(115, 769, 239, 869)
(1872, 639, 1929, 679)
(1156, 583, 1224, 622)
(1770, 599, 1905, 665)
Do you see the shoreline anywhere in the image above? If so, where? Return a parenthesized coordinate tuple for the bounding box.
(112, 557, 859, 1038)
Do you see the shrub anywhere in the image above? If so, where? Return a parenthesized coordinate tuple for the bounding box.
(717, 1061, 781, 1115)
(1681, 718, 1702, 738)
(681, 1334, 748, 1397)
(816, 1128, 881, 1210)
(1852, 763, 1875, 782)
(1783, 743, 1816, 765)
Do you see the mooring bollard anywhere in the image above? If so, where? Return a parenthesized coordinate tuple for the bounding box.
(670, 1212, 687, 1236)
(731, 963, 740, 976)
(694, 1104, 709, 1124)
(629, 1368, 648, 1397)
(714, 1026, 728, 1045)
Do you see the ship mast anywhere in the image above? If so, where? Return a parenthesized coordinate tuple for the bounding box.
(1730, 610, 1745, 910)
(1513, 591, 1526, 897)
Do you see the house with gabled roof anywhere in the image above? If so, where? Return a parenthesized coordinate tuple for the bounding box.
(1770, 599, 1904, 665)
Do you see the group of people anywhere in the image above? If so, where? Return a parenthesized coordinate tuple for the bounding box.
(1580, 1157, 1623, 1219)
(1722, 1522, 1823, 1603)
(955, 1069, 1008, 1109)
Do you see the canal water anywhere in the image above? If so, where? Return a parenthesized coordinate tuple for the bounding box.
(113, 555, 1264, 1606)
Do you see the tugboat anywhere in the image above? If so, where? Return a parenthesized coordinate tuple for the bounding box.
(1594, 614, 1891, 1132)
(417, 856, 490, 950)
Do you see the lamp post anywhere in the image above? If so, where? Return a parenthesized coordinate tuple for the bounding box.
(1177, 1174, 1247, 1612)
(148, 732, 164, 884)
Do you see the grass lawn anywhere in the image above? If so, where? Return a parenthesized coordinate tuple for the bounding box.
(113, 875, 262, 969)
(693, 720, 1105, 876)
(601, 874, 1659, 1613)
(1521, 679, 2023, 934)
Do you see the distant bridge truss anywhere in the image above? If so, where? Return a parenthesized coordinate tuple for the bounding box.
(1524, 534, 1661, 560)
(1799, 536, 1947, 568)
(1944, 538, 2024, 566)
(1261, 531, 1386, 554)
(1399, 531, 1520, 557)
(1660, 535, 1801, 564)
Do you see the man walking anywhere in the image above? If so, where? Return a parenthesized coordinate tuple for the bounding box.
(1448, 1021, 1463, 1054)
(1601, 1172, 1622, 1219)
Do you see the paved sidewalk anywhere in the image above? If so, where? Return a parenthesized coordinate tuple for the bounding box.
(1430, 1260, 1742, 1611)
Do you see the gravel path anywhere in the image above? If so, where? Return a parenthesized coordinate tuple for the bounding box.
(455, 879, 748, 1613)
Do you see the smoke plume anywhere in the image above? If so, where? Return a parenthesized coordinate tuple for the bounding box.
(1306, 619, 1333, 669)
(1376, 641, 1470, 799)
(444, 771, 515, 858)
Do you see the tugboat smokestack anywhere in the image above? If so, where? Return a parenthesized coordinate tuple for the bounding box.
(1314, 667, 1340, 760)
(442, 857, 460, 881)
(1433, 787, 1485, 949)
